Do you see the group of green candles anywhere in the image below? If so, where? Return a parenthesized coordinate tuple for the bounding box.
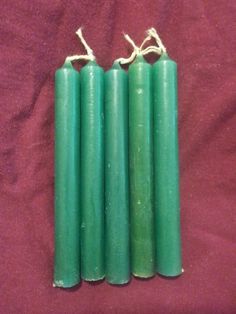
(53, 28, 182, 288)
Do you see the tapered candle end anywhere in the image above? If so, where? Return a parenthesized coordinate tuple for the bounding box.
(134, 54, 146, 63)
(159, 52, 170, 60)
(62, 59, 74, 69)
(112, 61, 122, 70)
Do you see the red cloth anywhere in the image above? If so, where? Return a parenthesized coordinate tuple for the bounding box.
(1, 1, 235, 313)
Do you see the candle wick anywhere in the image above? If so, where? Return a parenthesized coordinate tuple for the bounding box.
(65, 27, 96, 64)
(141, 46, 162, 56)
(123, 33, 140, 55)
(146, 27, 167, 54)
(115, 29, 164, 66)
(65, 55, 94, 63)
(139, 34, 162, 56)
(115, 33, 140, 65)
(139, 35, 151, 51)
(76, 27, 95, 61)
(115, 50, 136, 65)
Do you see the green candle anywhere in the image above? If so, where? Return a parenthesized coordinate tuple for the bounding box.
(153, 52, 182, 277)
(54, 60, 80, 288)
(105, 62, 130, 285)
(129, 55, 155, 278)
(80, 60, 105, 281)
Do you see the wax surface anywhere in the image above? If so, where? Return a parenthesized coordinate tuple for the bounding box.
(129, 55, 155, 278)
(80, 61, 105, 281)
(153, 53, 182, 276)
(54, 61, 80, 288)
(105, 62, 130, 284)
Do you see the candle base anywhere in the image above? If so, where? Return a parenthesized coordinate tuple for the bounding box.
(157, 268, 183, 278)
(53, 279, 80, 289)
(132, 272, 155, 279)
(82, 275, 105, 282)
(107, 279, 130, 286)
(106, 274, 130, 285)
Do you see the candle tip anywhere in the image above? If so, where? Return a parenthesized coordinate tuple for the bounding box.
(112, 61, 122, 69)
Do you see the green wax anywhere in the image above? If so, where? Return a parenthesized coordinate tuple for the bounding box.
(129, 55, 155, 278)
(105, 62, 130, 285)
(54, 61, 80, 288)
(80, 60, 105, 281)
(153, 53, 182, 277)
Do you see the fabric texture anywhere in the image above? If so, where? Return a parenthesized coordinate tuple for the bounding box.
(0, 0, 235, 313)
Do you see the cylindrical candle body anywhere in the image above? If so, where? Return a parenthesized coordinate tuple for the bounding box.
(80, 61, 105, 281)
(153, 53, 182, 276)
(129, 55, 155, 278)
(105, 62, 130, 284)
(54, 61, 80, 288)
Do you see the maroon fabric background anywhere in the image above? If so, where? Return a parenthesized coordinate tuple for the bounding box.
(1, 0, 236, 313)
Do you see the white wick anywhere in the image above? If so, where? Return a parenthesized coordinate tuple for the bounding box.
(115, 33, 139, 65)
(115, 33, 153, 65)
(76, 28, 95, 60)
(65, 27, 95, 63)
(124, 33, 140, 55)
(139, 35, 152, 51)
(141, 45, 162, 56)
(115, 29, 165, 65)
(147, 27, 166, 54)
